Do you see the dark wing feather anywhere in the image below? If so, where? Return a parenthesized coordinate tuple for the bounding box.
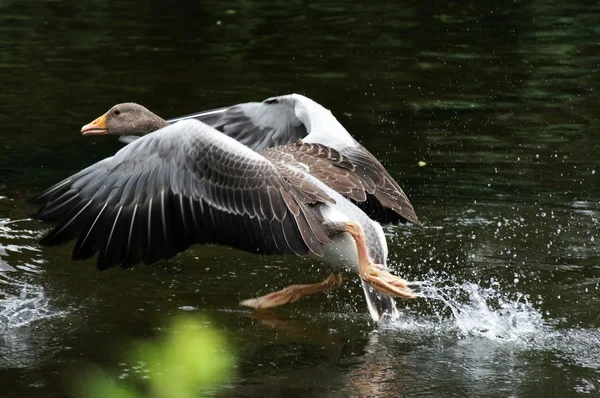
(262, 142, 421, 226)
(167, 101, 307, 151)
(32, 119, 334, 270)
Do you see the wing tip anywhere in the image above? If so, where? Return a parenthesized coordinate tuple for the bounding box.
(403, 211, 423, 227)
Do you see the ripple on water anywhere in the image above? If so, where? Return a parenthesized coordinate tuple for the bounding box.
(0, 217, 46, 273)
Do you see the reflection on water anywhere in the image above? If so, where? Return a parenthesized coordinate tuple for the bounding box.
(0, 0, 599, 396)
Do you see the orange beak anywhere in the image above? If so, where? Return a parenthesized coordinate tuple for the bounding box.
(81, 113, 108, 135)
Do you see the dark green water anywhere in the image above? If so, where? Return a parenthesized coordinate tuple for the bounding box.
(1, 1, 599, 396)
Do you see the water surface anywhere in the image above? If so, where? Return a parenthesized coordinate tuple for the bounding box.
(0, 1, 599, 397)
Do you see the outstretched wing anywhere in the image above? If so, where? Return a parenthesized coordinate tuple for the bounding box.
(169, 94, 421, 225)
(32, 119, 334, 270)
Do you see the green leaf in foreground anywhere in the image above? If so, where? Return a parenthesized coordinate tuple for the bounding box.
(79, 315, 235, 398)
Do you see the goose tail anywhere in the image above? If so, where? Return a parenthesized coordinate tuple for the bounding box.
(361, 280, 399, 323)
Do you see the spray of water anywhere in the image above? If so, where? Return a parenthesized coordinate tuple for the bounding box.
(375, 276, 600, 372)
(0, 274, 65, 330)
(406, 278, 544, 341)
(0, 274, 68, 368)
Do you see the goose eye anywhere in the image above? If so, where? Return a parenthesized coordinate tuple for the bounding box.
(113, 109, 121, 116)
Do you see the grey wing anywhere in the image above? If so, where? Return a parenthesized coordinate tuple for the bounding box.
(32, 120, 333, 270)
(169, 99, 421, 225)
(167, 99, 307, 151)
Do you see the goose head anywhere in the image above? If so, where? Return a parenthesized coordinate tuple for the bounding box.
(81, 103, 168, 136)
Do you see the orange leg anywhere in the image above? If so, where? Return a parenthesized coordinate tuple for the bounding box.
(240, 272, 343, 310)
(344, 221, 415, 299)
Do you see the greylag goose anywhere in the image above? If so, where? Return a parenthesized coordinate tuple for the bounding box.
(34, 118, 415, 322)
(82, 94, 421, 226)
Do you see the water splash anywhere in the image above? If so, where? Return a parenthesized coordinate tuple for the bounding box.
(407, 278, 544, 341)
(0, 274, 65, 330)
(0, 274, 68, 368)
(378, 277, 600, 371)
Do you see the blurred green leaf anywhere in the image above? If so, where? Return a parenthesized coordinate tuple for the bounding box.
(80, 315, 234, 398)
